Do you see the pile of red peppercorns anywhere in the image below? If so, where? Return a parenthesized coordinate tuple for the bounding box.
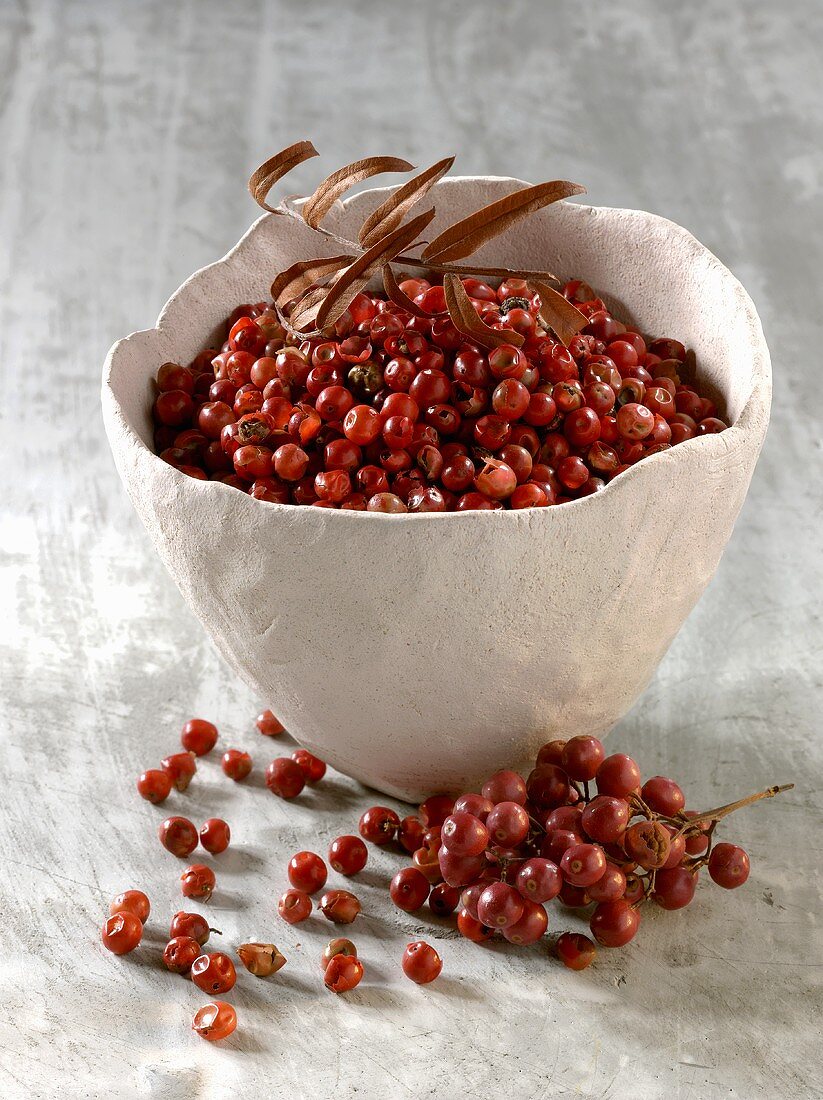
(107, 711, 786, 1041)
(151, 275, 728, 511)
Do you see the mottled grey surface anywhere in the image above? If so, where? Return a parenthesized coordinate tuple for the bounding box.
(1, 2, 821, 1098)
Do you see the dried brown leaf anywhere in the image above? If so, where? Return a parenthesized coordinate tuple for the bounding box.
(422, 180, 586, 264)
(531, 280, 588, 346)
(301, 157, 414, 229)
(381, 265, 438, 318)
(358, 157, 455, 248)
(271, 255, 354, 309)
(287, 285, 329, 331)
(248, 141, 319, 212)
(443, 274, 524, 350)
(316, 208, 436, 331)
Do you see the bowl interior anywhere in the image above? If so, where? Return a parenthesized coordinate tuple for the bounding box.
(113, 176, 768, 459)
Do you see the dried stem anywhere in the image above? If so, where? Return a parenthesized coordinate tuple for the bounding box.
(678, 784, 793, 831)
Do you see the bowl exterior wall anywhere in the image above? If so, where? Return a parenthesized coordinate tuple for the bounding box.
(103, 179, 770, 800)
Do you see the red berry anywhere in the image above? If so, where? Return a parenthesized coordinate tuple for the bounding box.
(588, 864, 627, 902)
(561, 736, 605, 781)
(192, 1000, 237, 1041)
(200, 819, 231, 855)
(288, 851, 328, 894)
(452, 793, 494, 821)
(556, 931, 596, 970)
(390, 867, 431, 912)
(181, 718, 218, 756)
(221, 749, 252, 781)
(441, 812, 489, 856)
(596, 754, 641, 798)
(161, 751, 197, 791)
(486, 801, 530, 847)
(163, 935, 201, 973)
(515, 858, 562, 903)
(324, 954, 364, 993)
(291, 748, 326, 784)
(581, 796, 630, 844)
(641, 776, 685, 816)
(191, 951, 236, 994)
(359, 806, 401, 845)
(402, 941, 442, 984)
(109, 890, 150, 924)
(477, 882, 524, 930)
(320, 939, 357, 974)
(623, 820, 671, 870)
(590, 900, 640, 947)
(653, 866, 698, 909)
(560, 843, 607, 887)
(398, 816, 426, 854)
(428, 882, 461, 917)
(278, 888, 312, 924)
(708, 843, 750, 889)
(502, 898, 548, 945)
(481, 770, 527, 806)
(256, 709, 285, 736)
(158, 816, 198, 858)
(136, 768, 173, 804)
(328, 835, 368, 876)
(101, 911, 142, 955)
(318, 889, 361, 925)
(170, 911, 212, 944)
(180, 864, 216, 902)
(266, 757, 305, 799)
(419, 795, 455, 828)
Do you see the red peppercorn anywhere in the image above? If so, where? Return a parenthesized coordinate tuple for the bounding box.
(137, 768, 172, 804)
(329, 835, 368, 876)
(181, 718, 218, 756)
(359, 806, 401, 845)
(101, 911, 142, 955)
(266, 757, 305, 799)
(191, 951, 236, 994)
(109, 889, 150, 924)
(319, 889, 362, 924)
(192, 1000, 237, 1041)
(390, 867, 431, 912)
(221, 749, 252, 781)
(402, 941, 442, 984)
(158, 816, 199, 858)
(170, 911, 212, 944)
(256, 709, 284, 736)
(180, 864, 216, 901)
(161, 751, 197, 792)
(291, 748, 326, 783)
(278, 888, 312, 924)
(200, 819, 231, 855)
(288, 851, 328, 894)
(164, 935, 202, 973)
(324, 954, 364, 993)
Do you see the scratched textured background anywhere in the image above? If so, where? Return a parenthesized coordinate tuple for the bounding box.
(1, 1, 822, 1097)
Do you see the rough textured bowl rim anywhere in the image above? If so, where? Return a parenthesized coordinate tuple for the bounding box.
(103, 178, 771, 520)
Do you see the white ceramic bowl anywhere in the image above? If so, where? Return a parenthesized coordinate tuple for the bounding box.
(102, 177, 770, 801)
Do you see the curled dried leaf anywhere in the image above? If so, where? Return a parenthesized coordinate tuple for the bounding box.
(271, 255, 354, 309)
(302, 157, 414, 229)
(422, 179, 586, 264)
(287, 284, 330, 332)
(530, 280, 588, 346)
(248, 141, 319, 212)
(359, 157, 455, 248)
(316, 208, 436, 331)
(381, 265, 439, 318)
(443, 273, 524, 350)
